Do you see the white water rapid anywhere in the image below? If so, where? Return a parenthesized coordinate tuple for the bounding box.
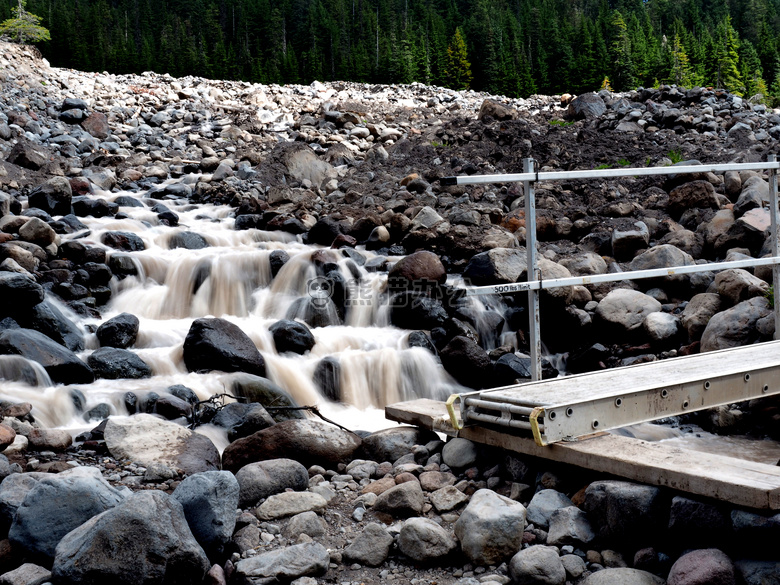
(3, 185, 515, 438)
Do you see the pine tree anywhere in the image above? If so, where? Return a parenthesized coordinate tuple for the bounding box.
(444, 27, 472, 90)
(0, 0, 50, 44)
(609, 10, 636, 91)
(669, 33, 694, 87)
(740, 40, 765, 99)
(714, 16, 742, 94)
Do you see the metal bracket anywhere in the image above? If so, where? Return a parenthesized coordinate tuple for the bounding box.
(445, 394, 463, 430)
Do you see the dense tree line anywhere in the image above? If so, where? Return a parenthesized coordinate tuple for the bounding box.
(3, 0, 780, 99)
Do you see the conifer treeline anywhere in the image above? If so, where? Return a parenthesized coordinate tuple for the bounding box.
(5, 0, 780, 99)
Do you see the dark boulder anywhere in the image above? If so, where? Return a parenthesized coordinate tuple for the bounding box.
(440, 336, 493, 389)
(28, 177, 72, 215)
(183, 318, 265, 376)
(101, 231, 146, 251)
(0, 328, 93, 385)
(269, 319, 316, 354)
(388, 251, 447, 290)
(96, 313, 139, 348)
(231, 374, 303, 422)
(313, 357, 341, 402)
(567, 93, 607, 119)
(26, 300, 84, 352)
(389, 292, 448, 330)
(307, 217, 344, 246)
(0, 273, 44, 312)
(168, 231, 209, 250)
(87, 347, 152, 380)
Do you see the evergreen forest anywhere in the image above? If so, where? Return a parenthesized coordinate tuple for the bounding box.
(4, 0, 780, 100)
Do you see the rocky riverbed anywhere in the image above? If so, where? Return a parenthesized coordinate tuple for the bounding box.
(0, 41, 779, 585)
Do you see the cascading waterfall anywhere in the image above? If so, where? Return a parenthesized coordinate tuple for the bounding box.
(2, 186, 484, 435)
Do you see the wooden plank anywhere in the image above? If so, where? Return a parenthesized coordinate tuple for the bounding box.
(386, 399, 780, 510)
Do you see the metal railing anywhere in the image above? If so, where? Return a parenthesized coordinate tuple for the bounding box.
(444, 156, 780, 382)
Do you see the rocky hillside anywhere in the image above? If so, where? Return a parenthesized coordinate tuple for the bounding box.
(0, 40, 779, 585)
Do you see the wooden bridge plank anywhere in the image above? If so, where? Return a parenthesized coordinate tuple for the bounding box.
(386, 398, 780, 510)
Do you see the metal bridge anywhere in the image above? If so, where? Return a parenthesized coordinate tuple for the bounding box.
(386, 156, 780, 509)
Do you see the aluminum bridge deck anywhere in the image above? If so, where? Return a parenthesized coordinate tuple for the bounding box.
(385, 341, 780, 510)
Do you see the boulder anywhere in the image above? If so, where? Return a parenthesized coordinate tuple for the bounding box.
(373, 480, 424, 517)
(9, 469, 125, 564)
(398, 517, 458, 562)
(284, 144, 336, 187)
(547, 506, 596, 546)
(628, 244, 695, 290)
(0, 273, 44, 311)
(235, 459, 309, 508)
(7, 139, 48, 171)
(668, 496, 730, 549)
(455, 489, 527, 565)
(595, 290, 663, 335)
(700, 297, 772, 352)
(342, 522, 394, 567)
(269, 319, 315, 354)
(440, 336, 493, 389)
(668, 180, 720, 218)
(234, 542, 329, 583)
(478, 99, 518, 121)
(0, 474, 43, 532)
(87, 347, 152, 379)
(643, 312, 680, 343)
(441, 438, 479, 469)
(509, 545, 566, 585)
(210, 402, 275, 441)
(28, 177, 72, 215)
(96, 313, 139, 348)
(222, 419, 361, 472)
(104, 414, 220, 474)
(230, 373, 303, 422)
(581, 568, 666, 585)
(567, 93, 606, 119)
(611, 221, 649, 260)
(0, 328, 93, 385)
(389, 292, 448, 330)
(667, 548, 736, 585)
(282, 511, 327, 539)
(26, 300, 83, 352)
(307, 217, 344, 246)
(171, 471, 239, 559)
(583, 480, 666, 547)
(681, 293, 723, 342)
(18, 217, 57, 248)
(559, 252, 607, 276)
(464, 247, 527, 285)
(183, 318, 265, 376)
(714, 269, 769, 305)
(388, 250, 446, 290)
(100, 231, 146, 251)
(526, 489, 575, 530)
(168, 231, 209, 250)
(361, 427, 437, 464)
(254, 491, 327, 520)
(51, 491, 211, 585)
(429, 485, 469, 512)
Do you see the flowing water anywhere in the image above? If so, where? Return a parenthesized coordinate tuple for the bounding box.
(2, 185, 495, 439)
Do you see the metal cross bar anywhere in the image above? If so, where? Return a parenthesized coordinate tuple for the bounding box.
(443, 155, 780, 440)
(441, 161, 780, 186)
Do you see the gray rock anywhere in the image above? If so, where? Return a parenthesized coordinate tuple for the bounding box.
(611, 221, 649, 260)
(0, 563, 50, 585)
(526, 489, 575, 530)
(28, 177, 72, 215)
(628, 244, 695, 289)
(735, 560, 780, 585)
(643, 312, 680, 342)
(342, 522, 394, 567)
(10, 469, 125, 563)
(88, 347, 152, 379)
(581, 568, 666, 585)
(546, 506, 595, 546)
(0, 474, 43, 531)
(230, 374, 303, 422)
(509, 545, 566, 585)
(668, 180, 720, 218)
(681, 293, 723, 341)
(714, 269, 769, 305)
(52, 491, 210, 585)
(567, 93, 607, 119)
(595, 290, 662, 334)
(442, 438, 479, 469)
(235, 542, 329, 582)
(0, 328, 94, 385)
(18, 217, 56, 247)
(455, 489, 527, 565)
(282, 511, 326, 539)
(429, 485, 469, 513)
(171, 471, 239, 559)
(284, 144, 336, 187)
(235, 458, 309, 508)
(104, 413, 220, 475)
(373, 480, 424, 517)
(700, 297, 772, 352)
(559, 252, 607, 276)
(463, 247, 527, 285)
(398, 517, 458, 562)
(667, 548, 735, 585)
(254, 491, 327, 520)
(560, 554, 587, 580)
(360, 427, 435, 463)
(583, 481, 665, 546)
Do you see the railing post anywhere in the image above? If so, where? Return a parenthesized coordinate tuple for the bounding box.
(769, 154, 779, 340)
(524, 158, 542, 381)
